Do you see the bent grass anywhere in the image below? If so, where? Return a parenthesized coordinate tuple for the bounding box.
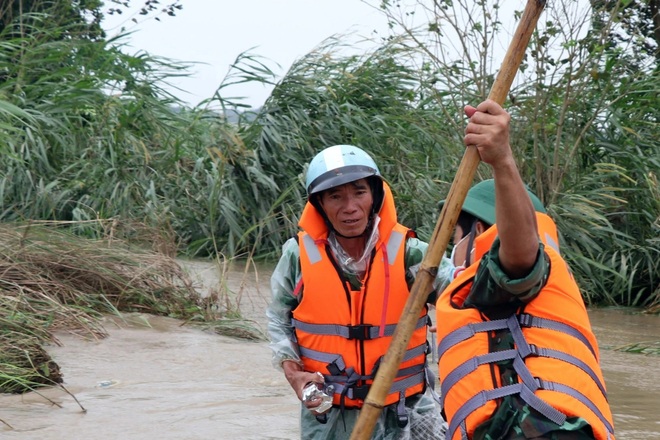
(613, 341, 660, 356)
(0, 220, 263, 397)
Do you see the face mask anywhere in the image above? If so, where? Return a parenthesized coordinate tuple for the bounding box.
(450, 223, 478, 279)
(328, 216, 380, 278)
(450, 233, 471, 268)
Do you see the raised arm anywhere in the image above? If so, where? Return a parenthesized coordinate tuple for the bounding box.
(464, 99, 539, 278)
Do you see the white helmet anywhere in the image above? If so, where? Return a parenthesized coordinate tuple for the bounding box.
(305, 145, 381, 196)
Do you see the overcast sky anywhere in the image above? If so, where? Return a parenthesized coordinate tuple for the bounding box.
(102, 1, 390, 107)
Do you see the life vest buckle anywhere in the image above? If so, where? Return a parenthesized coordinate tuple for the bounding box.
(350, 384, 370, 400)
(394, 393, 409, 428)
(327, 362, 343, 376)
(528, 344, 539, 356)
(518, 313, 533, 327)
(347, 324, 373, 340)
(535, 377, 550, 390)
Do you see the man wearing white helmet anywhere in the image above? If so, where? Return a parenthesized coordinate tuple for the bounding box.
(266, 144, 454, 439)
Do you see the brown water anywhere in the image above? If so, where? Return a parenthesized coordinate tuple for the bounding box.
(1, 261, 658, 439)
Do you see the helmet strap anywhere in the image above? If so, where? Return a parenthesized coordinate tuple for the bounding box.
(464, 220, 479, 267)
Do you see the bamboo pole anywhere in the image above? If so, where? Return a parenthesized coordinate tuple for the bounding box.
(349, 1, 547, 438)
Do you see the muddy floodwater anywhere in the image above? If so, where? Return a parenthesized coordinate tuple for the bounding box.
(1, 260, 659, 439)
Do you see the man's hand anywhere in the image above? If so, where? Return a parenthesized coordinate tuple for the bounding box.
(282, 360, 328, 411)
(465, 99, 539, 277)
(464, 99, 515, 172)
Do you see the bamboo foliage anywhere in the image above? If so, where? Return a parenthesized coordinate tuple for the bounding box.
(0, 0, 657, 400)
(375, 0, 660, 307)
(246, 38, 469, 242)
(0, 1, 657, 308)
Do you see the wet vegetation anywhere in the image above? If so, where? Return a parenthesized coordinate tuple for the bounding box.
(614, 340, 660, 356)
(0, 221, 264, 394)
(1, 0, 659, 393)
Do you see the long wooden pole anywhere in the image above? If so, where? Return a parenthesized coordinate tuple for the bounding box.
(349, 1, 546, 438)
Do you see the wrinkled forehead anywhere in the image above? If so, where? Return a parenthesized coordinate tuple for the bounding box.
(322, 178, 370, 194)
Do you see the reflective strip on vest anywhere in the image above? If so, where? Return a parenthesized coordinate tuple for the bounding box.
(301, 233, 322, 264)
(292, 316, 427, 340)
(544, 232, 560, 253)
(300, 229, 406, 267)
(386, 230, 404, 265)
(299, 342, 427, 376)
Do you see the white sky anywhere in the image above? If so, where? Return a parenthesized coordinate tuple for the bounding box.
(102, 1, 592, 109)
(102, 1, 391, 107)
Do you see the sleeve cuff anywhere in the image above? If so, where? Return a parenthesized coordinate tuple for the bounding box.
(486, 239, 549, 301)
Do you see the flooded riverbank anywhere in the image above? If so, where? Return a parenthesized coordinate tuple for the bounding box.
(0, 314, 299, 439)
(1, 262, 658, 439)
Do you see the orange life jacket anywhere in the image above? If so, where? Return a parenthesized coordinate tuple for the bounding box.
(436, 213, 615, 440)
(293, 183, 430, 410)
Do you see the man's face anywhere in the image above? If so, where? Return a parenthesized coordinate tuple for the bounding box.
(318, 179, 373, 238)
(451, 220, 486, 267)
(451, 225, 471, 267)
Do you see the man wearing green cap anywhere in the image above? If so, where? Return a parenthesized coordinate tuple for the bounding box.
(435, 100, 615, 440)
(445, 178, 549, 281)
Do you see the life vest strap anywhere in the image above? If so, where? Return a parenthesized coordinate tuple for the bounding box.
(447, 382, 567, 440)
(531, 345, 608, 398)
(425, 365, 442, 406)
(441, 317, 611, 440)
(440, 349, 517, 408)
(292, 316, 427, 340)
(458, 421, 469, 440)
(440, 344, 609, 410)
(437, 318, 510, 358)
(394, 392, 408, 428)
(299, 343, 426, 377)
(298, 346, 347, 374)
(327, 368, 426, 402)
(438, 314, 598, 361)
(447, 352, 616, 440)
(518, 313, 597, 358)
(538, 379, 615, 436)
(402, 342, 428, 362)
(508, 315, 533, 358)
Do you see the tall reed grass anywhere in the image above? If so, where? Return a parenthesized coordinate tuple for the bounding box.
(0, 1, 658, 311)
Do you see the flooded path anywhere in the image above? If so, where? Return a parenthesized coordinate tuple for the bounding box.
(1, 261, 658, 439)
(0, 314, 299, 440)
(589, 308, 660, 438)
